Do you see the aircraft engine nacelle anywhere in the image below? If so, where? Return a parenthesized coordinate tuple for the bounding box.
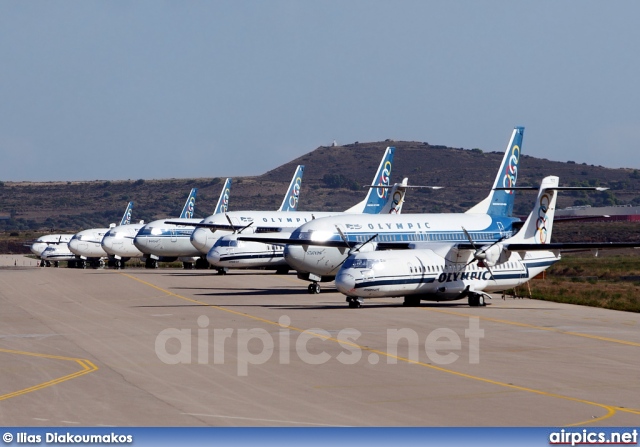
(355, 242, 377, 253)
(480, 243, 508, 267)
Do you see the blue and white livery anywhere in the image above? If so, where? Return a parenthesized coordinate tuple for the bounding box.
(239, 128, 525, 293)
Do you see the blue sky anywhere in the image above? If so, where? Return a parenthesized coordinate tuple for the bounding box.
(1, 1, 639, 181)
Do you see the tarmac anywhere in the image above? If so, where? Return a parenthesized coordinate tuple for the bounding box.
(1, 255, 639, 427)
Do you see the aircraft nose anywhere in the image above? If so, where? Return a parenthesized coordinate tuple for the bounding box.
(191, 228, 209, 253)
(335, 271, 356, 295)
(283, 245, 306, 270)
(206, 248, 221, 266)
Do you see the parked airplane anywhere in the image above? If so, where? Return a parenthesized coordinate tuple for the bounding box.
(131, 188, 206, 268)
(135, 166, 304, 269)
(206, 179, 409, 273)
(68, 201, 134, 268)
(104, 180, 231, 269)
(40, 243, 78, 267)
(189, 164, 307, 255)
(335, 175, 637, 307)
(184, 148, 399, 269)
(240, 127, 525, 293)
(28, 234, 75, 266)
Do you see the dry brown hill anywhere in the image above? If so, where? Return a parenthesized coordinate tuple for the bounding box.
(2, 140, 640, 237)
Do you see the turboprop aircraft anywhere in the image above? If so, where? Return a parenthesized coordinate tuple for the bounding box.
(182, 147, 402, 270)
(206, 179, 410, 274)
(40, 243, 78, 267)
(68, 201, 134, 268)
(188, 151, 400, 256)
(240, 127, 525, 293)
(334, 175, 639, 307)
(28, 234, 75, 266)
(135, 166, 304, 268)
(103, 179, 231, 269)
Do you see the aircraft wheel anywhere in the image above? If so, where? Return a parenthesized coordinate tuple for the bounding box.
(347, 297, 362, 308)
(468, 295, 480, 307)
(54, 261, 59, 268)
(403, 296, 420, 307)
(478, 295, 485, 306)
(216, 268, 227, 275)
(45, 261, 51, 267)
(183, 262, 193, 270)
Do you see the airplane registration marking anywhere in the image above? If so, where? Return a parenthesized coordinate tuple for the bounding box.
(0, 348, 98, 401)
(121, 272, 640, 426)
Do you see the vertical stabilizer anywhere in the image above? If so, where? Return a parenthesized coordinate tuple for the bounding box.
(180, 188, 198, 219)
(213, 178, 232, 214)
(509, 176, 559, 244)
(278, 165, 304, 212)
(120, 201, 134, 226)
(465, 127, 523, 216)
(344, 147, 395, 214)
(379, 178, 408, 214)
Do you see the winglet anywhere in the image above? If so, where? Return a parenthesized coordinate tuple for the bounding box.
(180, 188, 198, 219)
(120, 201, 134, 226)
(213, 178, 232, 214)
(278, 165, 304, 212)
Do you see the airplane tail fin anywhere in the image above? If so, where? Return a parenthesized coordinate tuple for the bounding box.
(120, 201, 134, 226)
(344, 147, 395, 214)
(508, 176, 559, 244)
(180, 188, 198, 219)
(465, 127, 523, 216)
(213, 178, 232, 214)
(278, 165, 304, 212)
(379, 178, 408, 214)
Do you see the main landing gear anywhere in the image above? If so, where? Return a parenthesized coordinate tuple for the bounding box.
(145, 258, 158, 269)
(307, 283, 321, 294)
(468, 293, 487, 307)
(403, 296, 421, 307)
(346, 297, 364, 308)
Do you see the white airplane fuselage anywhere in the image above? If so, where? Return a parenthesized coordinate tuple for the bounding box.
(30, 234, 74, 257)
(335, 248, 559, 301)
(102, 223, 146, 259)
(284, 213, 518, 279)
(190, 211, 340, 255)
(68, 228, 110, 259)
(41, 244, 77, 262)
(134, 218, 203, 258)
(207, 233, 289, 269)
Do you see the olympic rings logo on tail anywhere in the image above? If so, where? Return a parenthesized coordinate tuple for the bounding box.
(220, 189, 230, 213)
(501, 144, 520, 194)
(376, 161, 392, 199)
(288, 177, 302, 209)
(388, 190, 403, 214)
(185, 197, 196, 218)
(535, 192, 552, 244)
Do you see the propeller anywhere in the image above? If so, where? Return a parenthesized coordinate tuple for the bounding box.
(330, 226, 379, 273)
(225, 213, 253, 234)
(461, 226, 504, 281)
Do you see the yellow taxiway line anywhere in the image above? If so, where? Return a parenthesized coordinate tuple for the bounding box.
(122, 272, 639, 427)
(0, 348, 98, 401)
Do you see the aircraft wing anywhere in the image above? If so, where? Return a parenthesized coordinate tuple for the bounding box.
(164, 220, 286, 233)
